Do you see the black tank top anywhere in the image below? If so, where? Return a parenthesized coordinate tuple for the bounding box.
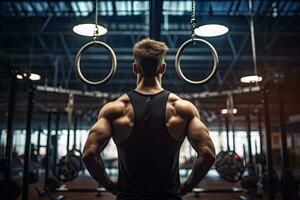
(116, 90, 182, 200)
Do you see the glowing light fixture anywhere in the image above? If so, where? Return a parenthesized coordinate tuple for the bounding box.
(240, 75, 262, 83)
(221, 108, 237, 115)
(16, 73, 41, 81)
(29, 73, 41, 81)
(73, 24, 107, 37)
(195, 24, 229, 37)
(16, 74, 23, 80)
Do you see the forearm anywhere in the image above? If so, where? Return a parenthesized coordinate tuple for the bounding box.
(185, 148, 215, 190)
(83, 154, 113, 191)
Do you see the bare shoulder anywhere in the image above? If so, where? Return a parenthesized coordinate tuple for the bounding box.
(99, 94, 131, 120)
(168, 93, 199, 119)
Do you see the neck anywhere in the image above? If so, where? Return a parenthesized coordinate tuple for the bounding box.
(136, 76, 163, 93)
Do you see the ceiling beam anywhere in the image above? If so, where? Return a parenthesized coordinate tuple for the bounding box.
(149, 0, 163, 40)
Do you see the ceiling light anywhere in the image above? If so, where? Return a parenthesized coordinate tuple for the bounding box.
(240, 75, 262, 83)
(16, 74, 23, 80)
(29, 73, 41, 81)
(221, 108, 237, 115)
(73, 24, 107, 37)
(195, 24, 229, 37)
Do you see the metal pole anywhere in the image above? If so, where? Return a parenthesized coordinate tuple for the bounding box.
(262, 84, 275, 200)
(73, 115, 77, 150)
(248, 0, 258, 76)
(225, 115, 230, 151)
(37, 128, 42, 157)
(277, 82, 289, 171)
(22, 82, 35, 200)
(5, 69, 17, 180)
(254, 140, 258, 158)
(79, 114, 82, 151)
(232, 124, 236, 152)
(246, 114, 253, 164)
(258, 111, 265, 172)
(53, 112, 60, 164)
(227, 94, 236, 151)
(218, 117, 223, 151)
(44, 112, 52, 190)
(67, 128, 70, 152)
(258, 111, 263, 153)
(243, 144, 247, 163)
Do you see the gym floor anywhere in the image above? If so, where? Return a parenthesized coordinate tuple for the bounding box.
(26, 175, 276, 200)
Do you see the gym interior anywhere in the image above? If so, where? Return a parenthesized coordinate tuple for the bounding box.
(0, 0, 300, 200)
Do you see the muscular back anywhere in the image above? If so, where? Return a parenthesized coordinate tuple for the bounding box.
(106, 92, 193, 144)
(83, 90, 215, 196)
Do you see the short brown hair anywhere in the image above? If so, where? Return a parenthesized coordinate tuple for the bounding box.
(133, 38, 169, 77)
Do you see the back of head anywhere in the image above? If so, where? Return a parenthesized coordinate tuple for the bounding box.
(133, 38, 169, 77)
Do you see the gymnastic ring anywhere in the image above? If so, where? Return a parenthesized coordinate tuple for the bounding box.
(175, 38, 218, 85)
(75, 41, 117, 85)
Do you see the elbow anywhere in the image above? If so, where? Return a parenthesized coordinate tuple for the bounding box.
(208, 151, 216, 166)
(82, 148, 98, 165)
(199, 146, 216, 166)
(208, 144, 216, 164)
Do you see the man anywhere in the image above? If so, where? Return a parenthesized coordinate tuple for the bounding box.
(82, 38, 215, 200)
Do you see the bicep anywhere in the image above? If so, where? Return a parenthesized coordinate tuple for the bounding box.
(83, 117, 112, 156)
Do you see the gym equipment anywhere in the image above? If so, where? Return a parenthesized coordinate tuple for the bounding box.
(0, 179, 22, 200)
(276, 82, 299, 200)
(53, 148, 82, 181)
(257, 112, 265, 167)
(260, 170, 279, 191)
(215, 151, 245, 182)
(36, 111, 67, 199)
(3, 68, 17, 180)
(71, 114, 84, 171)
(75, 0, 117, 85)
(66, 93, 74, 152)
(255, 153, 266, 169)
(217, 117, 224, 151)
(53, 112, 60, 164)
(54, 161, 79, 182)
(44, 111, 52, 190)
(255, 151, 266, 166)
(53, 100, 83, 182)
(175, 0, 218, 85)
(0, 69, 22, 200)
(22, 79, 36, 200)
(262, 82, 275, 200)
(258, 74, 299, 200)
(215, 95, 245, 183)
(238, 113, 260, 200)
(245, 114, 254, 164)
(226, 94, 236, 151)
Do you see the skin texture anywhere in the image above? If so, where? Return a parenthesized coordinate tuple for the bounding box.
(82, 61, 216, 196)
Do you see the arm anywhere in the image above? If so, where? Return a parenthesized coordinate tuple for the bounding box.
(181, 103, 216, 195)
(82, 104, 117, 194)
